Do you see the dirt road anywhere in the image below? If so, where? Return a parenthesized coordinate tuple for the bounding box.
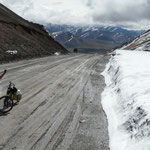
(0, 54, 110, 150)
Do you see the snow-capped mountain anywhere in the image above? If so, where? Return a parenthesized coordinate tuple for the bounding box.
(46, 24, 143, 52)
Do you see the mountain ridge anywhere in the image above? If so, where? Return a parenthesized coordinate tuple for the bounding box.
(0, 3, 68, 63)
(46, 24, 144, 52)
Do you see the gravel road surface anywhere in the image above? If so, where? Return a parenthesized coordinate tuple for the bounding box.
(0, 54, 110, 150)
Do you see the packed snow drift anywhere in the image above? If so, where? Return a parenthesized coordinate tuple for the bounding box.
(102, 50, 150, 150)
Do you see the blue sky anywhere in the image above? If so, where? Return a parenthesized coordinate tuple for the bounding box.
(1, 0, 150, 29)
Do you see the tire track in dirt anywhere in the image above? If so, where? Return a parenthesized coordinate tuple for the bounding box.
(0, 54, 93, 148)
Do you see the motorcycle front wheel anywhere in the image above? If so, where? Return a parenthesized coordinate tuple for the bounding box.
(0, 96, 13, 114)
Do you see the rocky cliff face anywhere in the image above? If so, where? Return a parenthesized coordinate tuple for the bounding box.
(0, 4, 68, 62)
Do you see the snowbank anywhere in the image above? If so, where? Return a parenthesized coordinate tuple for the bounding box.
(54, 52, 61, 56)
(102, 50, 150, 150)
(6, 50, 17, 55)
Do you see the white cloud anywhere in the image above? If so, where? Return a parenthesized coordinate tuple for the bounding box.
(0, 0, 150, 29)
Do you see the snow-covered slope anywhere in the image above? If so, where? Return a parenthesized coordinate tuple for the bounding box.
(123, 30, 150, 51)
(102, 50, 150, 150)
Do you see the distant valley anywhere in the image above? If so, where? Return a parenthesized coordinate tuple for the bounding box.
(46, 24, 144, 53)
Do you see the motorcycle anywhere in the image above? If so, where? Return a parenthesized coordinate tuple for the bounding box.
(0, 82, 22, 114)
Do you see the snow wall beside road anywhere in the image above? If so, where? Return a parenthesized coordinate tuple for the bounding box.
(102, 50, 150, 150)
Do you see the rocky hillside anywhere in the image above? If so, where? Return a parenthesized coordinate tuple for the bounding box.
(0, 3, 68, 63)
(123, 30, 150, 51)
(46, 24, 143, 52)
